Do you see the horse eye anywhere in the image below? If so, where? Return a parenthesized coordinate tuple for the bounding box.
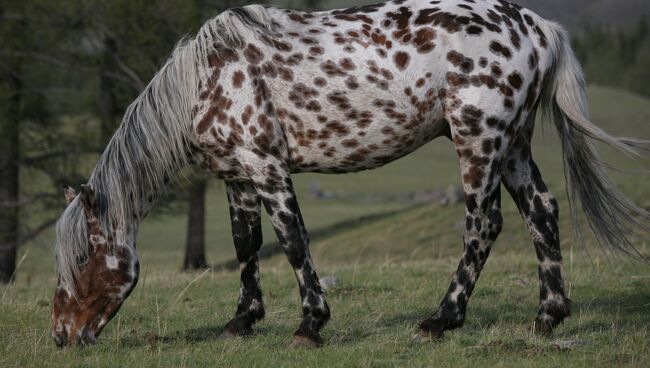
(76, 254, 88, 266)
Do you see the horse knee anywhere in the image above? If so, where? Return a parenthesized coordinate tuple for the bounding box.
(487, 208, 503, 240)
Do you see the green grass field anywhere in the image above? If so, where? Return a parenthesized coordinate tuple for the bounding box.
(1, 86, 649, 367)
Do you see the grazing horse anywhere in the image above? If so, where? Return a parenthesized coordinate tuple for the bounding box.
(52, 0, 648, 348)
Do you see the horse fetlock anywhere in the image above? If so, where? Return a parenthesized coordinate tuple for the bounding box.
(223, 318, 256, 337)
(533, 315, 560, 337)
(224, 303, 265, 336)
(288, 333, 323, 349)
(535, 295, 571, 335)
(416, 313, 465, 341)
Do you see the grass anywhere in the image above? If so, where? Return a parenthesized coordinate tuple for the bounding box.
(1, 86, 649, 367)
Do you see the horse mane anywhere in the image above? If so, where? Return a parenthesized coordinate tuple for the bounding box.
(55, 5, 274, 294)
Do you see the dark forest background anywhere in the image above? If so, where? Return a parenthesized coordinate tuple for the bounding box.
(1, 0, 649, 282)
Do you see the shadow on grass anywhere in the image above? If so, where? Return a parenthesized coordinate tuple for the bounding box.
(117, 325, 228, 348)
(114, 287, 649, 349)
(118, 258, 649, 349)
(563, 285, 650, 335)
(117, 324, 287, 348)
(375, 281, 650, 338)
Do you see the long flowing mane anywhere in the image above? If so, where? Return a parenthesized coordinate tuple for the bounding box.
(54, 5, 274, 292)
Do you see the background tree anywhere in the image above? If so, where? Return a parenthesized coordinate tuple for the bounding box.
(0, 1, 23, 282)
(0, 0, 207, 280)
(0, 0, 83, 283)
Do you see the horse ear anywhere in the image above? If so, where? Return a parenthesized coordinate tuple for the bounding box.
(79, 184, 97, 217)
(63, 185, 76, 205)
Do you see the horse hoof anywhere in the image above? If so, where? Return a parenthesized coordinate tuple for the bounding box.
(288, 334, 322, 349)
(218, 329, 239, 340)
(533, 318, 555, 337)
(219, 326, 254, 340)
(412, 328, 444, 342)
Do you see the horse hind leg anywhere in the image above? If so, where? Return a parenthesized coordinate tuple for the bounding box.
(222, 181, 266, 337)
(501, 130, 570, 335)
(417, 102, 511, 340)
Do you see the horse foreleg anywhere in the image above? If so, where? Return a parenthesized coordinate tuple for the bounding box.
(222, 180, 265, 338)
(244, 157, 330, 348)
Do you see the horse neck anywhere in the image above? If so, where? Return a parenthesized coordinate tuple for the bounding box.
(86, 41, 199, 243)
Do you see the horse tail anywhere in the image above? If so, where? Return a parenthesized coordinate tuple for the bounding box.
(538, 21, 649, 258)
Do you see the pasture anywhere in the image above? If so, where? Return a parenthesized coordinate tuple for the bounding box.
(1, 86, 649, 367)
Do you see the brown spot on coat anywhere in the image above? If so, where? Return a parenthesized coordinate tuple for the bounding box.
(232, 71, 245, 88)
(394, 51, 410, 70)
(489, 41, 512, 59)
(244, 44, 264, 64)
(447, 50, 474, 73)
(342, 139, 359, 148)
(507, 72, 523, 90)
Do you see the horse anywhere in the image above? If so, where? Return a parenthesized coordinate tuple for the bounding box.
(51, 0, 649, 348)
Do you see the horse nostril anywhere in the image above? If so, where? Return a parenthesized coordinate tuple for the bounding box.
(53, 333, 66, 348)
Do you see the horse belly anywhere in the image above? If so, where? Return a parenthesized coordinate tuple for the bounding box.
(288, 114, 447, 173)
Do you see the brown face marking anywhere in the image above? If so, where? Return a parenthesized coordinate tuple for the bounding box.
(52, 188, 138, 347)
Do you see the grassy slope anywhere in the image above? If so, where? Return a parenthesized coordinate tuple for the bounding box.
(1, 86, 649, 367)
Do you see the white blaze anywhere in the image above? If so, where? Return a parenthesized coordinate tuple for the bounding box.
(105, 255, 119, 270)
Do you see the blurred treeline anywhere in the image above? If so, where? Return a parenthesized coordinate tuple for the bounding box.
(573, 18, 650, 97)
(0, 0, 648, 282)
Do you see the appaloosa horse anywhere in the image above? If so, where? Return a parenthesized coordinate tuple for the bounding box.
(52, 0, 648, 348)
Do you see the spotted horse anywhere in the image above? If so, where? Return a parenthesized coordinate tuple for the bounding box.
(52, 0, 649, 348)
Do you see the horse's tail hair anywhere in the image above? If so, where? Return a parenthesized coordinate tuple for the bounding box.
(538, 20, 649, 258)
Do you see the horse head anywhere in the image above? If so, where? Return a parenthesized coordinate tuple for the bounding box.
(51, 185, 139, 347)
